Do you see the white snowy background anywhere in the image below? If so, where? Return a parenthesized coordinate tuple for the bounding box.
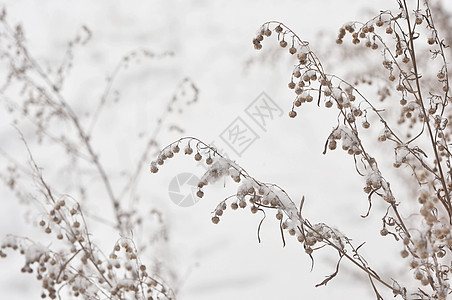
(0, 0, 450, 299)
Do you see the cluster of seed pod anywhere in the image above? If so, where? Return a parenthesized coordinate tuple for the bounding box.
(150, 139, 216, 174)
(253, 21, 374, 138)
(201, 160, 346, 255)
(107, 238, 172, 299)
(336, 8, 451, 143)
(327, 127, 363, 156)
(1, 196, 174, 299)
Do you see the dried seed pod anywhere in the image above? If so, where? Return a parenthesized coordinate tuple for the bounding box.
(328, 140, 337, 150)
(150, 163, 159, 173)
(194, 153, 202, 161)
(270, 198, 278, 207)
(184, 146, 193, 155)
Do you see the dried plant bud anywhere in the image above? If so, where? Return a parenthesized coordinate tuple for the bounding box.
(289, 47, 297, 54)
(325, 100, 333, 108)
(184, 146, 193, 155)
(289, 110, 297, 118)
(194, 153, 202, 161)
(196, 190, 204, 198)
(275, 25, 283, 33)
(400, 249, 409, 258)
(328, 140, 337, 150)
(211, 216, 220, 224)
(150, 163, 159, 173)
(280, 40, 288, 48)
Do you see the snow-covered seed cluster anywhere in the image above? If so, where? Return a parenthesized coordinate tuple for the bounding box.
(198, 157, 347, 254)
(327, 127, 362, 156)
(151, 138, 349, 257)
